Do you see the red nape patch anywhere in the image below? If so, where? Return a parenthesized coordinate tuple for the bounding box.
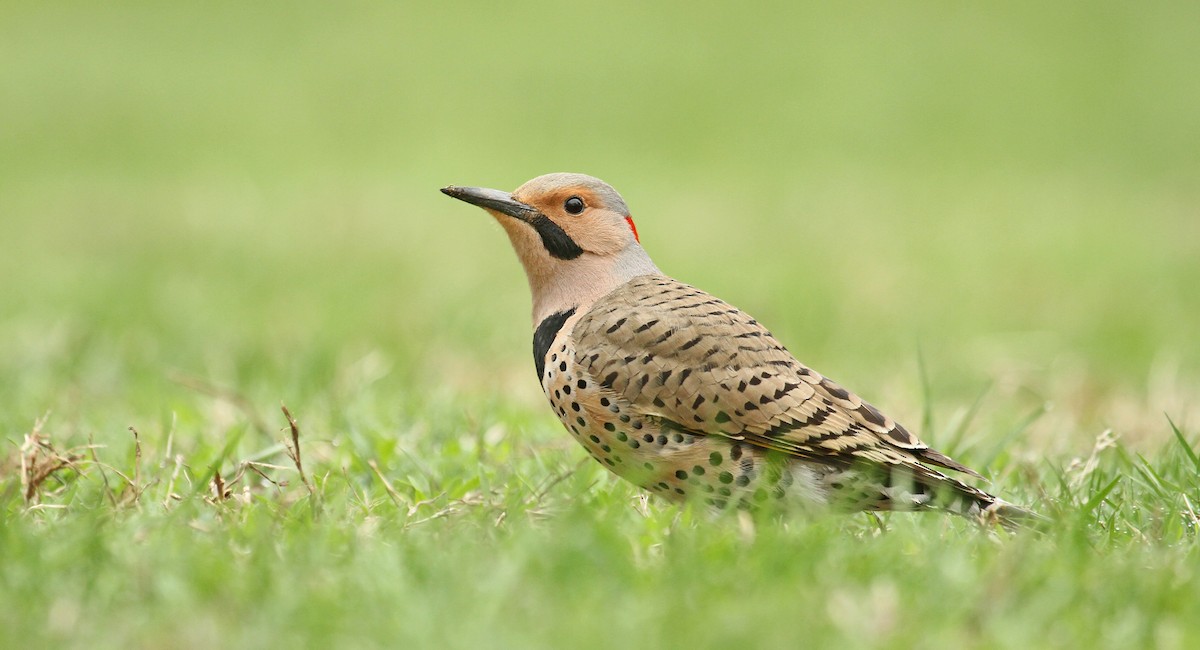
(625, 216, 640, 242)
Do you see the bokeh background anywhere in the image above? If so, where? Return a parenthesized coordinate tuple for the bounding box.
(3, 2, 1200, 648)
(4, 1, 1196, 453)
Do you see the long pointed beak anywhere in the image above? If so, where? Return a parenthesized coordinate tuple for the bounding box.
(441, 186, 538, 221)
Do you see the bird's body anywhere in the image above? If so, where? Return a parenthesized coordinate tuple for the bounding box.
(442, 173, 1035, 525)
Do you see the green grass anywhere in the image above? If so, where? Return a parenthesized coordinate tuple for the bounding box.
(3, 2, 1200, 648)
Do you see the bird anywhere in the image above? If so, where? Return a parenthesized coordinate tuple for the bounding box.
(441, 173, 1038, 527)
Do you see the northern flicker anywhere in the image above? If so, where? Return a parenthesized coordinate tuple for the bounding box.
(441, 173, 1037, 526)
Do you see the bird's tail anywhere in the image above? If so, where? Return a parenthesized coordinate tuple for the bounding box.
(936, 478, 1049, 531)
(826, 463, 1047, 530)
(838, 465, 1048, 530)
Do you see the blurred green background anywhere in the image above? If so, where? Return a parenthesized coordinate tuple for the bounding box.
(3, 0, 1199, 462)
(3, 3, 1200, 648)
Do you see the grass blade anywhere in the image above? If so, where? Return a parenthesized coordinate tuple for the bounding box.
(1081, 476, 1121, 516)
(1167, 414, 1200, 474)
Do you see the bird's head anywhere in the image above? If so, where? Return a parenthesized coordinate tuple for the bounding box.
(442, 173, 658, 322)
(442, 172, 641, 260)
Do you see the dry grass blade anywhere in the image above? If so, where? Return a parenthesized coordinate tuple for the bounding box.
(18, 415, 85, 505)
(1067, 429, 1120, 493)
(211, 469, 229, 501)
(280, 403, 317, 507)
(163, 454, 184, 508)
(245, 462, 284, 496)
(368, 459, 408, 509)
(129, 426, 142, 490)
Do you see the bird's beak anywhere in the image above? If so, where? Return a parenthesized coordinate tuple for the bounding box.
(441, 186, 538, 221)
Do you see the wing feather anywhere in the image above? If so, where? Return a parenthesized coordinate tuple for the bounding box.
(573, 275, 981, 478)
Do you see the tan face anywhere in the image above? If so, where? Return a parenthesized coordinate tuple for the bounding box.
(441, 173, 640, 262)
(510, 181, 638, 257)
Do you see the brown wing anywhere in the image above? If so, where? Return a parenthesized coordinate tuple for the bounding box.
(572, 274, 980, 478)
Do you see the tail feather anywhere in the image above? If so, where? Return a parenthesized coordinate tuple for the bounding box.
(934, 477, 1048, 530)
(826, 464, 1047, 530)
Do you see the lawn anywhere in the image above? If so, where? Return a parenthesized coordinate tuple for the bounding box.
(2, 2, 1199, 648)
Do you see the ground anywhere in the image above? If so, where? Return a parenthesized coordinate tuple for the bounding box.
(2, 2, 1199, 648)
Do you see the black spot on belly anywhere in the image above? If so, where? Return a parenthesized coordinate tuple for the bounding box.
(533, 308, 576, 381)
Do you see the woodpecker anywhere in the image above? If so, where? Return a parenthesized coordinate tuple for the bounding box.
(442, 173, 1037, 525)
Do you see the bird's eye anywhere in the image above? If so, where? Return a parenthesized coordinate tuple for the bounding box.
(564, 196, 585, 215)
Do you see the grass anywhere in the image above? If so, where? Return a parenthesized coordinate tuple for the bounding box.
(2, 2, 1200, 648)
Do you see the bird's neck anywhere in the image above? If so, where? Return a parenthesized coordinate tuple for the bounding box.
(493, 215, 660, 326)
(527, 245, 660, 327)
